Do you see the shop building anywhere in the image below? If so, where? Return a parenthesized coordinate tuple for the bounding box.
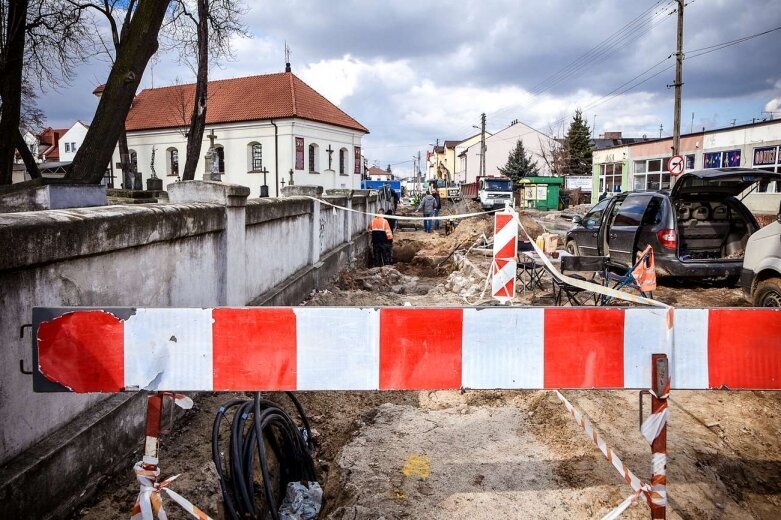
(591, 119, 781, 216)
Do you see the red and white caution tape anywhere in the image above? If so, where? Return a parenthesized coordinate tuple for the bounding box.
(555, 390, 652, 519)
(642, 382, 670, 508)
(131, 462, 211, 520)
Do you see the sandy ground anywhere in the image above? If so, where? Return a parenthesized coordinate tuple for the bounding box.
(72, 201, 780, 520)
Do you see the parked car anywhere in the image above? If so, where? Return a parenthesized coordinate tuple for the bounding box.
(741, 202, 781, 306)
(565, 168, 781, 280)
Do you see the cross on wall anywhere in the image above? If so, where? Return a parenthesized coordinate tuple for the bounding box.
(326, 145, 334, 170)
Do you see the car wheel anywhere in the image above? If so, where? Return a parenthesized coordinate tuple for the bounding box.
(566, 241, 580, 256)
(754, 277, 781, 307)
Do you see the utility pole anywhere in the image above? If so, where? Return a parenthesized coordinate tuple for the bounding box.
(480, 113, 486, 178)
(417, 150, 422, 194)
(659, 123, 664, 139)
(672, 0, 685, 156)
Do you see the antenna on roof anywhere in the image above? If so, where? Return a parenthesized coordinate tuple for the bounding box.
(284, 42, 292, 73)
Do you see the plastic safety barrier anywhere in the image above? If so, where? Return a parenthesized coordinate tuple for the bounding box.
(32, 306, 780, 393)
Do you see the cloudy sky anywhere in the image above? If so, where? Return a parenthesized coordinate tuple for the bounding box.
(39, 0, 781, 177)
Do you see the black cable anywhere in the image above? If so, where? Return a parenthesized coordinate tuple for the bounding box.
(212, 392, 317, 520)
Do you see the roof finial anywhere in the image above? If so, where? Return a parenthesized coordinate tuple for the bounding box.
(284, 41, 291, 73)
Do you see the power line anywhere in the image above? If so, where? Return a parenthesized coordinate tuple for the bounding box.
(527, 0, 670, 96)
(530, 0, 676, 98)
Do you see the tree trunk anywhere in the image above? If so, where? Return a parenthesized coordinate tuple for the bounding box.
(181, 0, 208, 181)
(0, 0, 29, 185)
(66, 0, 171, 183)
(15, 129, 41, 179)
(117, 129, 133, 188)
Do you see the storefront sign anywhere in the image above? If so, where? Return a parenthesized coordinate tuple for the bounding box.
(704, 152, 721, 169)
(295, 138, 305, 170)
(565, 176, 592, 191)
(754, 146, 778, 166)
(724, 150, 741, 167)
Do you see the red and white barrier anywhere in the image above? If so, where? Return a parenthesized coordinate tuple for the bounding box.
(492, 209, 518, 302)
(35, 306, 781, 393)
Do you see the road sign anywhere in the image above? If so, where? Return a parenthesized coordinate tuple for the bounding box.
(668, 155, 685, 176)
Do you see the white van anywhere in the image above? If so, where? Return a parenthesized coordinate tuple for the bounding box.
(741, 202, 781, 306)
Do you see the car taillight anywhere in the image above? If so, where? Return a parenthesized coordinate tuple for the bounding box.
(657, 229, 677, 249)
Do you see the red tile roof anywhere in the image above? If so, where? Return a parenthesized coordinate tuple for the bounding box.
(125, 72, 368, 133)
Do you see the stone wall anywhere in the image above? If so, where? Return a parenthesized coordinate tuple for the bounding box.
(0, 182, 374, 519)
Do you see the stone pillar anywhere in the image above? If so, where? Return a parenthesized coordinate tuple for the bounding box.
(282, 185, 323, 266)
(168, 180, 250, 305)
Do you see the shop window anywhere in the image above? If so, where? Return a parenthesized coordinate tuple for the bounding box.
(752, 145, 780, 192)
(599, 162, 623, 193)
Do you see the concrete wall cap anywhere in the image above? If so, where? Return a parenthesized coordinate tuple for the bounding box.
(167, 180, 250, 207)
(281, 185, 323, 198)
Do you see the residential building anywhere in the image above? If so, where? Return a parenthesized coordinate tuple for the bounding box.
(366, 165, 394, 181)
(591, 119, 781, 216)
(426, 140, 460, 182)
(58, 121, 90, 162)
(454, 133, 485, 183)
(112, 70, 369, 195)
(462, 120, 558, 183)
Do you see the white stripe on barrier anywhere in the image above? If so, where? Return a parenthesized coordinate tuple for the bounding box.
(462, 308, 544, 389)
(493, 218, 517, 256)
(623, 308, 671, 388)
(294, 307, 380, 390)
(124, 308, 214, 391)
(672, 309, 709, 389)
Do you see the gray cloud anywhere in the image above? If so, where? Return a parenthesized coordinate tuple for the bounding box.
(32, 0, 781, 171)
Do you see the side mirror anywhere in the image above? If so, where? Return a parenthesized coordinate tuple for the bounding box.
(572, 215, 583, 225)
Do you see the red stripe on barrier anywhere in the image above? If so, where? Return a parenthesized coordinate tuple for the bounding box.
(379, 308, 463, 390)
(494, 213, 516, 259)
(493, 259, 515, 298)
(708, 309, 781, 389)
(212, 308, 297, 390)
(544, 308, 625, 388)
(38, 311, 124, 392)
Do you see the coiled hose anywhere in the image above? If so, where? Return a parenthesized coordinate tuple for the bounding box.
(212, 392, 317, 519)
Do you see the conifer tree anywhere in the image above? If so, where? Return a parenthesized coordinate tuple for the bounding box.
(564, 109, 593, 176)
(499, 139, 539, 183)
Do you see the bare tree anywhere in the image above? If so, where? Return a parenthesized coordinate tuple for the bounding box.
(66, 0, 171, 183)
(0, 0, 92, 184)
(538, 120, 568, 176)
(165, 0, 245, 181)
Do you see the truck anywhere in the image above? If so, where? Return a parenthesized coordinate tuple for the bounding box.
(427, 179, 461, 202)
(361, 179, 402, 197)
(460, 175, 514, 210)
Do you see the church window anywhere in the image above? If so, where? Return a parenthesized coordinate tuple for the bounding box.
(308, 143, 320, 173)
(166, 147, 179, 176)
(214, 146, 225, 174)
(339, 148, 348, 175)
(249, 142, 262, 171)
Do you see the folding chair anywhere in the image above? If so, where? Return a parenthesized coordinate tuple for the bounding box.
(552, 255, 609, 306)
(603, 245, 656, 304)
(517, 241, 546, 292)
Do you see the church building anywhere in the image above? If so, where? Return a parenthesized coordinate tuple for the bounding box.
(108, 69, 369, 196)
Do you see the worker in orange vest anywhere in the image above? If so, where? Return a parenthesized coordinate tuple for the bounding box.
(369, 209, 394, 267)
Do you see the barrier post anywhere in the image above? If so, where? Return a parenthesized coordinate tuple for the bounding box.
(650, 354, 668, 519)
(143, 393, 165, 472)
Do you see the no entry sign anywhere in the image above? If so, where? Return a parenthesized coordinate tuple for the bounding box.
(668, 155, 685, 176)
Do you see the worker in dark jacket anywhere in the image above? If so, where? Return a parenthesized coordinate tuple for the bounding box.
(368, 209, 393, 266)
(417, 192, 436, 233)
(432, 189, 442, 230)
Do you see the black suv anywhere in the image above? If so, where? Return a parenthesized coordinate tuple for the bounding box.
(565, 168, 781, 280)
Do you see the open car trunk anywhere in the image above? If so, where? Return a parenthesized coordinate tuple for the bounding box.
(675, 198, 754, 261)
(671, 168, 781, 262)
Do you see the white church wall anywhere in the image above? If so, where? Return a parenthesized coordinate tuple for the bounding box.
(118, 118, 364, 194)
